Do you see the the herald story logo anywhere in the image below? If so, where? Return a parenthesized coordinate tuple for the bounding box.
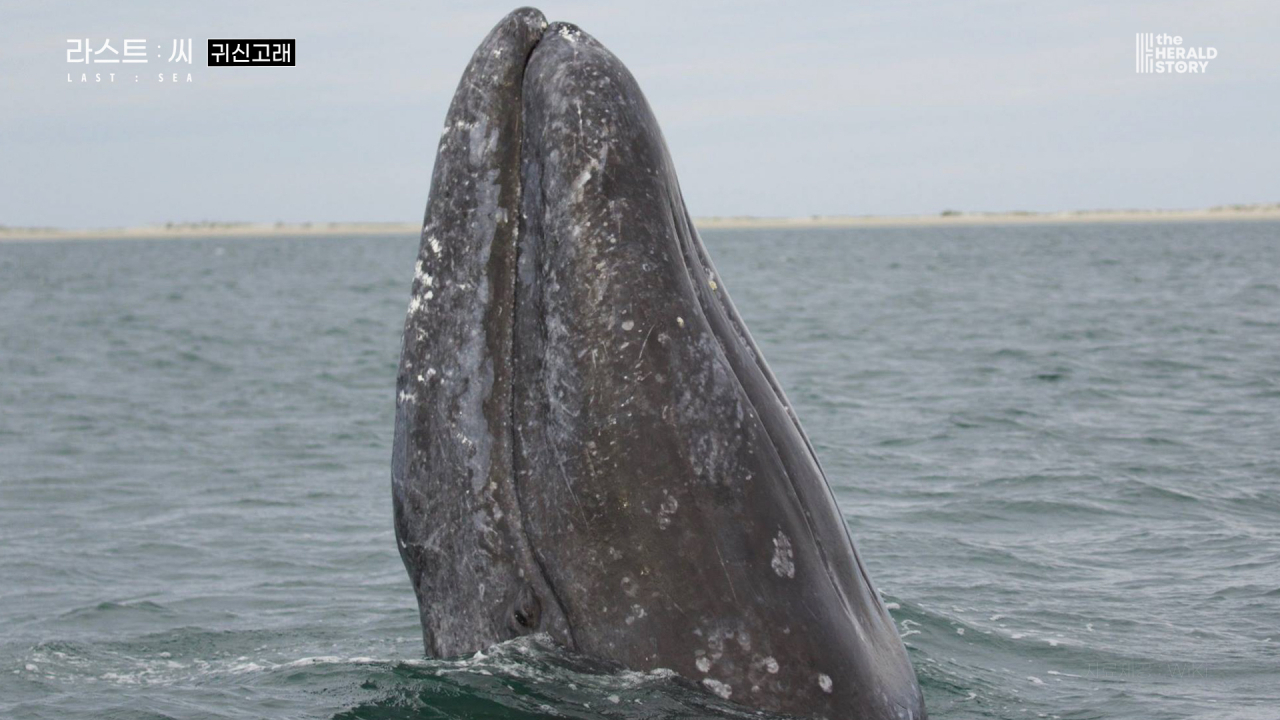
(1135, 33, 1217, 74)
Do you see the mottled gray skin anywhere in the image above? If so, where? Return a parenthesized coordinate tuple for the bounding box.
(392, 7, 567, 655)
(394, 8, 925, 720)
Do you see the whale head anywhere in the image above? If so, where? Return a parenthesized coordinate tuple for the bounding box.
(392, 8, 926, 719)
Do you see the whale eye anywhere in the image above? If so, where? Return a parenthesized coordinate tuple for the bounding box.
(506, 585, 542, 635)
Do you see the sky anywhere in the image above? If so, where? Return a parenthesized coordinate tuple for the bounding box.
(2, 0, 1278, 228)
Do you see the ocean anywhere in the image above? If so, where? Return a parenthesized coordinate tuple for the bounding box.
(1, 222, 1277, 719)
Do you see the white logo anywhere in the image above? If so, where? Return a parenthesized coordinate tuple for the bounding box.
(1135, 33, 1217, 74)
(65, 37, 194, 84)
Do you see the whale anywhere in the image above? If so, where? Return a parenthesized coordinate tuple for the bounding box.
(391, 8, 926, 719)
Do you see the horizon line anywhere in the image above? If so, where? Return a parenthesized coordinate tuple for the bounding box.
(4, 203, 1280, 241)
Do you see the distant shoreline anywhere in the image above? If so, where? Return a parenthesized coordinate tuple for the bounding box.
(4, 204, 1279, 241)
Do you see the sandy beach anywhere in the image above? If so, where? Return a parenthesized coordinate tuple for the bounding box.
(3, 204, 1278, 241)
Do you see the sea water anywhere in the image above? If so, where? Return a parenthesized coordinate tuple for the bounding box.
(2, 222, 1277, 719)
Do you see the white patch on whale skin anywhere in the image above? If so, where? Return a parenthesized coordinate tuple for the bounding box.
(702, 678, 732, 699)
(407, 260, 437, 316)
(398, 390, 416, 404)
(427, 235, 443, 255)
(570, 153, 605, 204)
(696, 655, 711, 673)
(657, 493, 678, 529)
(414, 260, 435, 287)
(407, 290, 434, 314)
(621, 319, 635, 331)
(818, 673, 833, 693)
(763, 656, 779, 674)
(572, 167, 592, 198)
(620, 575, 639, 597)
(441, 120, 473, 138)
(771, 531, 795, 578)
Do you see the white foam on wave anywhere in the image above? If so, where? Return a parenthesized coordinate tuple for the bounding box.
(15, 644, 427, 688)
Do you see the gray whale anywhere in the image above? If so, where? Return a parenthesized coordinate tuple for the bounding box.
(392, 8, 926, 719)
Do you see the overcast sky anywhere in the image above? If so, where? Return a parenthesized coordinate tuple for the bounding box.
(2, 0, 1277, 228)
